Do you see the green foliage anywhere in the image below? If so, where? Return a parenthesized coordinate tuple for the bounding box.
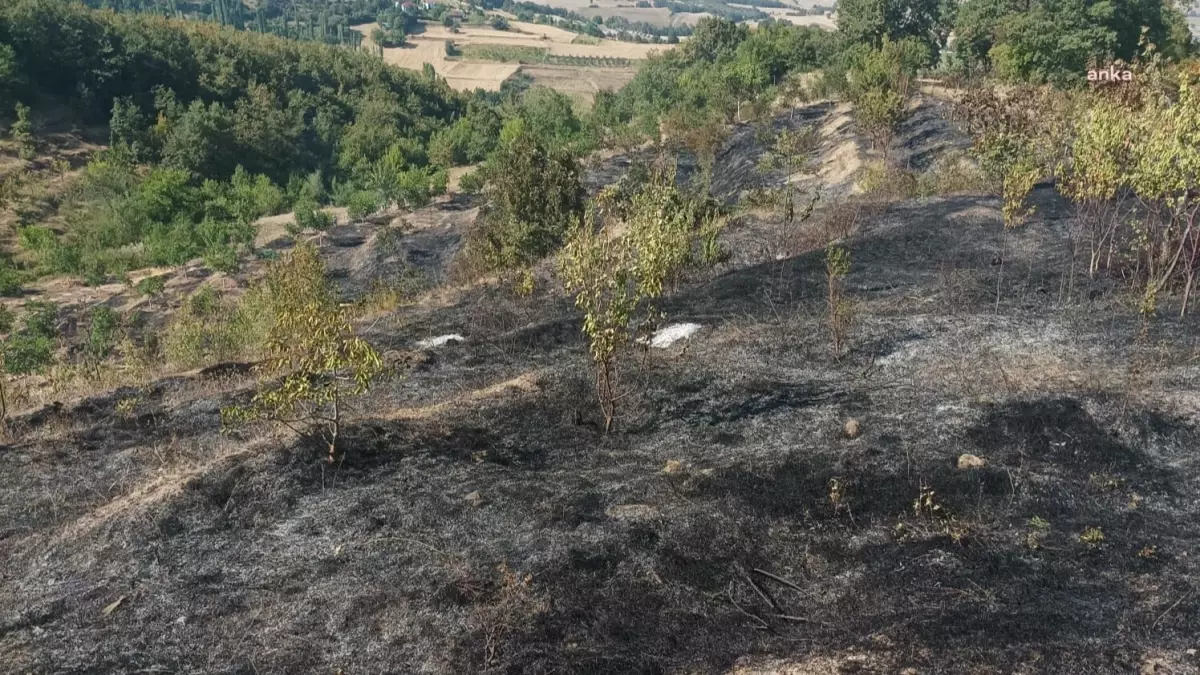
(559, 170, 721, 432)
(460, 44, 545, 63)
(836, 0, 944, 57)
(86, 305, 121, 361)
(345, 189, 381, 221)
(10, 102, 36, 160)
(135, 274, 166, 298)
(3, 301, 58, 375)
(458, 168, 485, 194)
(0, 0, 461, 188)
(0, 259, 24, 297)
(515, 87, 586, 152)
(469, 128, 585, 272)
(372, 25, 406, 48)
(949, 0, 1191, 83)
(221, 245, 384, 462)
(294, 198, 335, 231)
(842, 38, 927, 156)
(825, 243, 853, 357)
(429, 103, 502, 167)
(601, 19, 833, 132)
(163, 285, 271, 368)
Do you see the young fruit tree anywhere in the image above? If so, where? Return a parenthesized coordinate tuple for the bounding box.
(222, 244, 384, 463)
(560, 169, 720, 433)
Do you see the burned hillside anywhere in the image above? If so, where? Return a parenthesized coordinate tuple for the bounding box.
(1, 97, 1199, 675)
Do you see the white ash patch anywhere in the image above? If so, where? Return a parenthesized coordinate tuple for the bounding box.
(641, 323, 703, 348)
(416, 334, 465, 349)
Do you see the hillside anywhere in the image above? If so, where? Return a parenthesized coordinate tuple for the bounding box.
(1, 95, 1198, 674)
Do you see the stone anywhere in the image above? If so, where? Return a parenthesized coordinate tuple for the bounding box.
(465, 490, 484, 507)
(663, 460, 684, 474)
(957, 454, 987, 470)
(844, 419, 861, 439)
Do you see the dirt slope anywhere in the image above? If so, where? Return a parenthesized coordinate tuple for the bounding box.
(1, 102, 1199, 675)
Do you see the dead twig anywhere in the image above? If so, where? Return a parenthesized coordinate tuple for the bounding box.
(751, 567, 806, 595)
(741, 567, 781, 612)
(773, 613, 832, 627)
(726, 584, 771, 631)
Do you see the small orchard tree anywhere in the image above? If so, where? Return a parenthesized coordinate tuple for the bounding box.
(560, 170, 720, 433)
(956, 84, 1067, 309)
(845, 38, 927, 160)
(825, 243, 853, 357)
(223, 244, 384, 463)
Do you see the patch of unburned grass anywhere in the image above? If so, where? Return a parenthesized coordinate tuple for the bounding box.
(460, 44, 548, 63)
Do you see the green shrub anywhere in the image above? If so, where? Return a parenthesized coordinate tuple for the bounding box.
(0, 305, 14, 334)
(0, 260, 23, 296)
(458, 168, 485, 194)
(163, 286, 272, 369)
(23, 301, 58, 339)
(87, 305, 121, 360)
(345, 189, 381, 220)
(3, 301, 58, 374)
(468, 127, 585, 272)
(136, 275, 167, 297)
(4, 332, 53, 374)
(294, 198, 334, 231)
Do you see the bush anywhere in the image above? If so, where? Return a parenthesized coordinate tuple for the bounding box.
(560, 171, 720, 432)
(0, 259, 23, 296)
(294, 198, 335, 231)
(467, 127, 585, 272)
(458, 168, 485, 194)
(135, 274, 167, 298)
(3, 301, 58, 375)
(345, 189, 381, 221)
(163, 285, 271, 369)
(86, 305, 121, 361)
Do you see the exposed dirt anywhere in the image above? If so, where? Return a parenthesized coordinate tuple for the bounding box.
(2, 100, 1200, 675)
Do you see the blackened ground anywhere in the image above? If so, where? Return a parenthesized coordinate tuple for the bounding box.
(1, 101, 1199, 675)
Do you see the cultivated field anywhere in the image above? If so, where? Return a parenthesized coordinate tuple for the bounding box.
(355, 21, 664, 95)
(527, 0, 709, 27)
(730, 2, 836, 28)
(522, 64, 640, 105)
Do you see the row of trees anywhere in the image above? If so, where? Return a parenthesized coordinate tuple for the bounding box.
(957, 56, 1200, 316)
(82, 0, 404, 48)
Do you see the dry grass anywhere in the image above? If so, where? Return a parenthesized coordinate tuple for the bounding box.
(382, 371, 542, 420)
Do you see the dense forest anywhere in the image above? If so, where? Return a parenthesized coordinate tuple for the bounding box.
(77, 0, 397, 46)
(0, 0, 466, 280)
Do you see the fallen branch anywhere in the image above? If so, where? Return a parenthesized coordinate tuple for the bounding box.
(751, 567, 806, 594)
(726, 585, 771, 631)
(773, 613, 832, 627)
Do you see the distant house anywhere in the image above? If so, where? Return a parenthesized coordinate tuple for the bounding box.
(398, 1, 415, 11)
